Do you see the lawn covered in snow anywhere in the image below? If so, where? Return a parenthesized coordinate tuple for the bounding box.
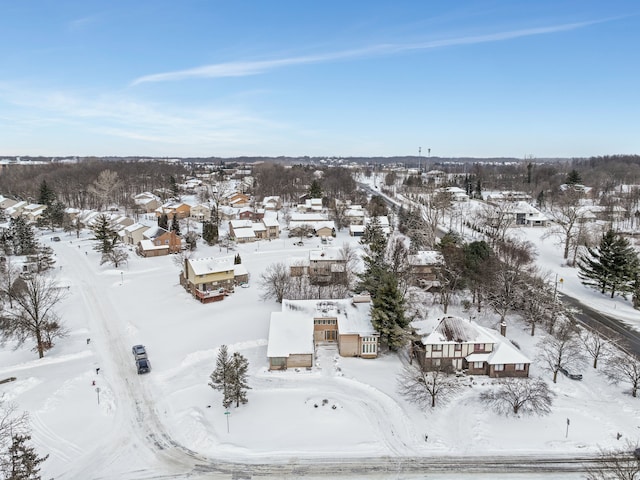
(0, 219, 639, 480)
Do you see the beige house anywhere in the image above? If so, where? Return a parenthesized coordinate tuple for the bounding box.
(0, 196, 17, 210)
(267, 295, 378, 370)
(133, 192, 161, 213)
(413, 316, 530, 378)
(121, 223, 150, 246)
(155, 202, 191, 220)
(179, 256, 246, 303)
(190, 203, 212, 222)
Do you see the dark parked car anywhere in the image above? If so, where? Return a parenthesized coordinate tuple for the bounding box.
(558, 366, 582, 380)
(136, 358, 151, 374)
(132, 344, 147, 360)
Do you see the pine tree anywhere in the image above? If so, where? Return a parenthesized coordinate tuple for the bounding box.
(6, 433, 49, 480)
(361, 216, 386, 256)
(228, 352, 250, 407)
(91, 214, 118, 255)
(169, 175, 181, 200)
(170, 215, 181, 236)
(234, 254, 242, 265)
(370, 269, 407, 351)
(202, 221, 218, 245)
(578, 230, 639, 298)
(565, 169, 582, 186)
(308, 179, 322, 198)
(209, 345, 233, 408)
(158, 213, 169, 230)
(9, 217, 37, 256)
(37, 180, 56, 206)
(30, 246, 56, 273)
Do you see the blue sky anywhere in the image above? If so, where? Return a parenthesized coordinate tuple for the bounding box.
(1, 1, 638, 158)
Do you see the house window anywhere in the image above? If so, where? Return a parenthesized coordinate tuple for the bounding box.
(361, 337, 377, 355)
(473, 344, 483, 352)
(271, 357, 286, 367)
(454, 344, 462, 351)
(473, 362, 484, 369)
(494, 364, 505, 371)
(432, 344, 442, 352)
(325, 330, 337, 341)
(515, 363, 525, 371)
(432, 358, 441, 367)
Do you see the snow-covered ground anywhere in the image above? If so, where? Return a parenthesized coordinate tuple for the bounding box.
(1, 213, 639, 480)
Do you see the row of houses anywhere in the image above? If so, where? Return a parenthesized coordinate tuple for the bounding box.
(265, 294, 530, 377)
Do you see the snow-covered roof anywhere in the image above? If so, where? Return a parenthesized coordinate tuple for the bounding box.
(188, 256, 234, 276)
(262, 217, 279, 227)
(309, 247, 343, 262)
(139, 239, 167, 251)
(233, 227, 256, 239)
(407, 250, 443, 266)
(124, 223, 149, 233)
(267, 311, 314, 358)
(143, 226, 170, 240)
(230, 219, 253, 229)
(290, 213, 327, 222)
(486, 340, 530, 365)
(422, 316, 495, 345)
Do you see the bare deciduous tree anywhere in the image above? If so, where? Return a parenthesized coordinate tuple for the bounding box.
(485, 239, 536, 323)
(88, 169, 121, 211)
(0, 273, 68, 358)
(579, 328, 612, 369)
(519, 274, 555, 336)
(259, 262, 291, 303)
(584, 442, 640, 480)
(480, 377, 555, 416)
(100, 246, 129, 269)
(398, 364, 462, 408)
(537, 321, 586, 383)
(543, 189, 584, 261)
(605, 351, 640, 398)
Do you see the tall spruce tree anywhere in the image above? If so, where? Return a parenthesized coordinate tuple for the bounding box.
(158, 213, 169, 230)
(91, 214, 118, 255)
(578, 230, 639, 298)
(370, 269, 407, 351)
(6, 433, 49, 480)
(170, 215, 181, 236)
(308, 179, 323, 198)
(9, 217, 37, 256)
(209, 345, 233, 408)
(228, 352, 250, 407)
(37, 180, 56, 206)
(202, 221, 218, 245)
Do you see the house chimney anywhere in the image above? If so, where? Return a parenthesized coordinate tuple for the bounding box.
(500, 322, 507, 337)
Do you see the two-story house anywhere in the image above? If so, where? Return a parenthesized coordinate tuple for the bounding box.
(267, 295, 379, 370)
(180, 256, 242, 303)
(137, 226, 181, 257)
(414, 316, 530, 378)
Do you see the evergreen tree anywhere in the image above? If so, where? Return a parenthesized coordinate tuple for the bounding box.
(91, 214, 118, 255)
(37, 180, 56, 206)
(370, 269, 407, 351)
(30, 246, 56, 273)
(474, 179, 482, 199)
(565, 169, 582, 185)
(361, 216, 386, 257)
(234, 254, 242, 264)
(578, 230, 639, 298)
(170, 215, 181, 236)
(202, 221, 218, 245)
(9, 217, 37, 256)
(209, 345, 233, 408)
(6, 434, 48, 480)
(308, 179, 322, 198)
(228, 352, 250, 407)
(158, 213, 169, 230)
(168, 175, 180, 199)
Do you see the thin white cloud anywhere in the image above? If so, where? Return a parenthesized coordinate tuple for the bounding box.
(131, 20, 600, 85)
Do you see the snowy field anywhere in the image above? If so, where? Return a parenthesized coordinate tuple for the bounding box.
(1, 218, 639, 480)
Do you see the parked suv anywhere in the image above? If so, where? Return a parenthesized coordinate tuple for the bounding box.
(132, 344, 147, 360)
(136, 358, 151, 374)
(558, 366, 582, 380)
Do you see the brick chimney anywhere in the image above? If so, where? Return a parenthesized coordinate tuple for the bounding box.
(500, 322, 507, 337)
